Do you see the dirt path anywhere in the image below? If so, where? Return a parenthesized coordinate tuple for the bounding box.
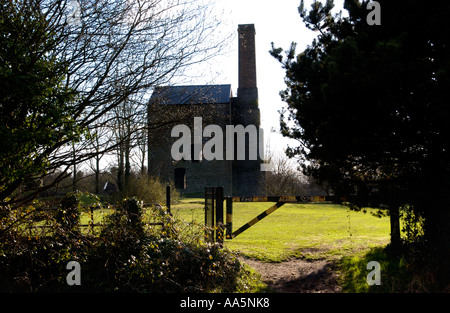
(241, 258, 341, 293)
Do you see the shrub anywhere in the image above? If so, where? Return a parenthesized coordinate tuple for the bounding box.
(121, 197, 144, 230)
(0, 193, 261, 293)
(87, 202, 246, 292)
(400, 205, 425, 245)
(113, 174, 180, 204)
(0, 228, 92, 292)
(54, 193, 80, 235)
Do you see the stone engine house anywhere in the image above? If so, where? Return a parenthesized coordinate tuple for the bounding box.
(148, 24, 263, 196)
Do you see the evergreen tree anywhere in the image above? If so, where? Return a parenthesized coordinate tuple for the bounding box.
(271, 0, 450, 252)
(0, 0, 79, 202)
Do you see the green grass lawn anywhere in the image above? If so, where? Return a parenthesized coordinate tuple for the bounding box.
(172, 199, 391, 262)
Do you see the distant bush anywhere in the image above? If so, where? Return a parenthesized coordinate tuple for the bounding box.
(113, 174, 179, 205)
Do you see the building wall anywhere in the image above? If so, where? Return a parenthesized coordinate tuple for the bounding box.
(147, 24, 263, 197)
(147, 98, 264, 196)
(148, 102, 233, 196)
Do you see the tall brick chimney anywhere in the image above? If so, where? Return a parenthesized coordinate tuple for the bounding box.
(232, 24, 262, 196)
(237, 24, 258, 108)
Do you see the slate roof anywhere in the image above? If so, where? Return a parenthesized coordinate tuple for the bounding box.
(150, 85, 232, 105)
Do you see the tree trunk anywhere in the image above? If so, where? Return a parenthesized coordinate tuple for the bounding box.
(95, 155, 100, 194)
(424, 206, 450, 255)
(72, 141, 77, 192)
(124, 122, 131, 189)
(390, 205, 401, 252)
(117, 143, 124, 192)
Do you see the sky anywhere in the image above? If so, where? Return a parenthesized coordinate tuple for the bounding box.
(94, 0, 347, 171)
(188, 0, 345, 158)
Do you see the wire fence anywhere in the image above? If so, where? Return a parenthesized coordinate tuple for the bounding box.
(4, 202, 168, 238)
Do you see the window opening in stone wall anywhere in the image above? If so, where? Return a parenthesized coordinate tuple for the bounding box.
(174, 168, 186, 189)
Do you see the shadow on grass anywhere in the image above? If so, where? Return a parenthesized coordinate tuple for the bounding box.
(338, 245, 450, 293)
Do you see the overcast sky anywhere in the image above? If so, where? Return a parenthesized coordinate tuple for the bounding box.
(190, 0, 345, 158)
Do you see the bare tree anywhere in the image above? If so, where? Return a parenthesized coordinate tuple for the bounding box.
(262, 152, 302, 196)
(86, 120, 109, 194)
(261, 142, 326, 196)
(2, 0, 229, 205)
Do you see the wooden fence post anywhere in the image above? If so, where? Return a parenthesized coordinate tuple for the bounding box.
(226, 197, 233, 239)
(166, 185, 171, 215)
(215, 187, 224, 245)
(204, 187, 215, 243)
(90, 206, 95, 233)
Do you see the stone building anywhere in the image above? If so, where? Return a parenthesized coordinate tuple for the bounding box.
(147, 24, 263, 196)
